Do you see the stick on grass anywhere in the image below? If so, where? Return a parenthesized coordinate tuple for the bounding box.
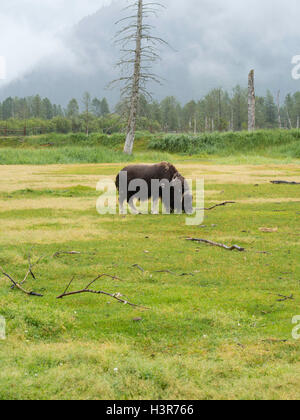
(1, 265, 43, 297)
(56, 274, 149, 309)
(186, 238, 245, 252)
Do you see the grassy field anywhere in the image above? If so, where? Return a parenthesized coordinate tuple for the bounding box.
(1, 129, 300, 165)
(0, 159, 300, 400)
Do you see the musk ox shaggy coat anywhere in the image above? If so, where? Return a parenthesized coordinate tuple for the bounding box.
(116, 162, 193, 214)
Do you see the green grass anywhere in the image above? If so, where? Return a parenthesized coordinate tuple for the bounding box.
(148, 129, 300, 158)
(0, 163, 299, 399)
(1, 129, 300, 165)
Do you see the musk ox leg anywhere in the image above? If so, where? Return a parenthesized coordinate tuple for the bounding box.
(128, 199, 140, 215)
(119, 197, 126, 215)
(151, 197, 160, 214)
(118, 188, 127, 215)
(127, 192, 140, 215)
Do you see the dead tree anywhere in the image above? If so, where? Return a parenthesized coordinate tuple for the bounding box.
(82, 92, 91, 136)
(277, 90, 282, 129)
(112, 0, 167, 154)
(287, 108, 293, 130)
(248, 70, 255, 131)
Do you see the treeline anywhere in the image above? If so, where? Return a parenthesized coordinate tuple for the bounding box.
(0, 93, 121, 135)
(0, 94, 110, 120)
(1, 87, 300, 134)
(131, 88, 300, 132)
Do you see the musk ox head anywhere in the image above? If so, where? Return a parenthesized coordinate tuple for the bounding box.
(169, 172, 194, 214)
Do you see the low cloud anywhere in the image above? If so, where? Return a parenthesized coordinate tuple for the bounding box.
(0, 0, 111, 84)
(1, 0, 300, 102)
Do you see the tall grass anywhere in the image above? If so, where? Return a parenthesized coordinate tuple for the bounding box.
(0, 131, 155, 148)
(1, 129, 300, 164)
(0, 146, 133, 165)
(148, 129, 300, 157)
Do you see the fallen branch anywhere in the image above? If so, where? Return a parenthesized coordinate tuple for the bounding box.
(0, 265, 43, 297)
(271, 180, 300, 185)
(154, 270, 176, 275)
(154, 270, 195, 277)
(186, 238, 245, 252)
(11, 253, 44, 290)
(195, 201, 236, 211)
(204, 201, 236, 211)
(53, 251, 82, 258)
(56, 274, 149, 309)
(276, 294, 294, 302)
(262, 338, 288, 343)
(132, 264, 145, 272)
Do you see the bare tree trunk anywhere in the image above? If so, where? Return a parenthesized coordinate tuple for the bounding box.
(277, 90, 282, 129)
(297, 116, 299, 129)
(123, 0, 143, 155)
(287, 109, 293, 130)
(205, 116, 208, 132)
(230, 107, 234, 131)
(82, 92, 91, 137)
(248, 70, 255, 132)
(211, 118, 214, 132)
(194, 116, 197, 134)
(218, 88, 222, 131)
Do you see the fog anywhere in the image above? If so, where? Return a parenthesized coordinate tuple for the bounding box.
(1, 0, 300, 103)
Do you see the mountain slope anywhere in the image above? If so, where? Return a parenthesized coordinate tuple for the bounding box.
(0, 0, 299, 106)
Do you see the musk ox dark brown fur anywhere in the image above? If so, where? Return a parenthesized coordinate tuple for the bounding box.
(116, 162, 193, 214)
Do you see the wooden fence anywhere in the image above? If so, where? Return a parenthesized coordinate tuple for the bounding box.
(0, 126, 48, 137)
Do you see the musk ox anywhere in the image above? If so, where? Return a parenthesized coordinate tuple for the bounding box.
(115, 162, 193, 214)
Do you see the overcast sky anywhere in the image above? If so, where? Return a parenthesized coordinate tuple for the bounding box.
(0, 0, 111, 82)
(1, 0, 300, 101)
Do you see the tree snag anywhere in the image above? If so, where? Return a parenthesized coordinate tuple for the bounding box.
(277, 90, 282, 129)
(248, 69, 255, 132)
(111, 0, 167, 155)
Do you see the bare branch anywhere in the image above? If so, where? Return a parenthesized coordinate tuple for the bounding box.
(203, 201, 236, 211)
(110, 0, 168, 154)
(186, 238, 245, 252)
(1, 265, 43, 297)
(271, 180, 300, 185)
(56, 274, 148, 309)
(11, 252, 44, 290)
(53, 251, 82, 258)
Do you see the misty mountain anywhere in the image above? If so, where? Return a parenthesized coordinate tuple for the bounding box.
(1, 0, 299, 107)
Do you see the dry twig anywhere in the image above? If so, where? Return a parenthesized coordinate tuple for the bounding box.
(204, 201, 236, 211)
(276, 294, 294, 302)
(0, 265, 43, 297)
(186, 238, 245, 252)
(195, 201, 236, 211)
(56, 274, 149, 309)
(53, 251, 82, 258)
(11, 253, 44, 290)
(154, 270, 194, 276)
(271, 180, 300, 185)
(132, 264, 145, 272)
